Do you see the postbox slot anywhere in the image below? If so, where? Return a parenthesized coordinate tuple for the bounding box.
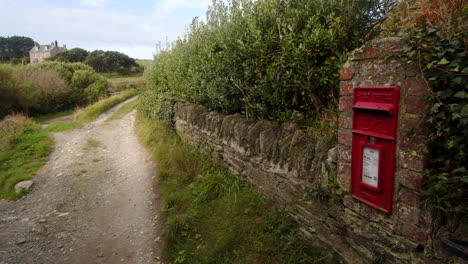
(353, 102, 395, 113)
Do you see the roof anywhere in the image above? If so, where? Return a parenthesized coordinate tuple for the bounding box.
(30, 42, 66, 53)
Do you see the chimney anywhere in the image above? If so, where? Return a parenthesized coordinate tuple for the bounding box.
(55, 40, 58, 47)
(33, 41, 39, 47)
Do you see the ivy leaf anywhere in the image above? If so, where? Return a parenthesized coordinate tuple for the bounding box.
(426, 61, 435, 69)
(437, 58, 450, 65)
(461, 105, 468, 116)
(454, 91, 465, 98)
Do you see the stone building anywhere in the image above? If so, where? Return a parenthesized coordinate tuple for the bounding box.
(29, 40, 67, 64)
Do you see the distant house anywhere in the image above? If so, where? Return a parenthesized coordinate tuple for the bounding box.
(29, 40, 67, 64)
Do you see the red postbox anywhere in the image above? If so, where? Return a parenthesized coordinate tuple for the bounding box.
(350, 86, 399, 214)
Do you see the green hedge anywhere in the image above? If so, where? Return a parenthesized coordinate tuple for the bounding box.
(142, 0, 393, 126)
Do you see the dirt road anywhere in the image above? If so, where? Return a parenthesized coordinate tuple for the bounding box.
(0, 98, 163, 264)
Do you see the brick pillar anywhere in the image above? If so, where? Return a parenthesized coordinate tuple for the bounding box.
(337, 37, 431, 246)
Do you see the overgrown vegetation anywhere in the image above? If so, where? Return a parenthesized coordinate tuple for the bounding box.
(141, 0, 393, 128)
(0, 114, 52, 200)
(385, 0, 467, 220)
(135, 111, 341, 264)
(0, 62, 109, 118)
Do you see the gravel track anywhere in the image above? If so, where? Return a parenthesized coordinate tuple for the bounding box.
(0, 99, 163, 264)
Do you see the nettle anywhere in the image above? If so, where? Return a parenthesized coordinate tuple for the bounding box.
(400, 5, 467, 220)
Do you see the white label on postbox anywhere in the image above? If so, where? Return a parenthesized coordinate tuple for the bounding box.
(362, 147, 379, 188)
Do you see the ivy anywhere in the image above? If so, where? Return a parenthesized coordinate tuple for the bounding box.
(400, 5, 467, 219)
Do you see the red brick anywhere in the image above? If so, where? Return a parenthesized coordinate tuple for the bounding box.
(339, 113, 352, 129)
(354, 46, 378, 60)
(398, 187, 421, 207)
(338, 129, 352, 146)
(398, 223, 428, 244)
(406, 64, 419, 77)
(383, 37, 402, 54)
(339, 97, 353, 113)
(339, 67, 355, 81)
(338, 145, 351, 163)
(406, 78, 428, 96)
(400, 116, 428, 135)
(339, 81, 353, 96)
(405, 96, 427, 114)
(398, 151, 426, 172)
(398, 170, 424, 190)
(400, 134, 426, 151)
(397, 202, 421, 225)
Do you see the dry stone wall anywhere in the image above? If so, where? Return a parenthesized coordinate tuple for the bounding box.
(173, 38, 461, 263)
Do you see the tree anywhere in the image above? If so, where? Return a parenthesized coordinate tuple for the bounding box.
(84, 50, 138, 73)
(0, 36, 34, 62)
(47, 48, 89, 63)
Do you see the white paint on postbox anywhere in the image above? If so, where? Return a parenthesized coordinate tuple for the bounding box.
(362, 147, 379, 188)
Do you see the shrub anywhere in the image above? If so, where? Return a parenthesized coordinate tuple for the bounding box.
(31, 61, 109, 105)
(143, 0, 394, 126)
(12, 68, 72, 114)
(85, 78, 109, 103)
(0, 62, 110, 119)
(0, 65, 38, 117)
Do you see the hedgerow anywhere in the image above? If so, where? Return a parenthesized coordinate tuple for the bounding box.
(142, 0, 394, 127)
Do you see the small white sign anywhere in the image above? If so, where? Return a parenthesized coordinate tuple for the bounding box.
(362, 147, 379, 188)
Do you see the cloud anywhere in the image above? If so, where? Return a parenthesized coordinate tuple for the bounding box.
(81, 0, 110, 7)
(155, 0, 212, 13)
(0, 0, 213, 59)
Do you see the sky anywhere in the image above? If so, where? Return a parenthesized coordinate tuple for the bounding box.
(0, 0, 213, 59)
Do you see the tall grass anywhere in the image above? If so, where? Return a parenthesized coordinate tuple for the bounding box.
(0, 114, 52, 200)
(135, 111, 341, 263)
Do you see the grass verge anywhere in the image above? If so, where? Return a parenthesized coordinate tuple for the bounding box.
(45, 89, 138, 132)
(33, 110, 74, 123)
(106, 98, 138, 121)
(0, 115, 52, 200)
(75, 89, 138, 123)
(135, 111, 341, 264)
